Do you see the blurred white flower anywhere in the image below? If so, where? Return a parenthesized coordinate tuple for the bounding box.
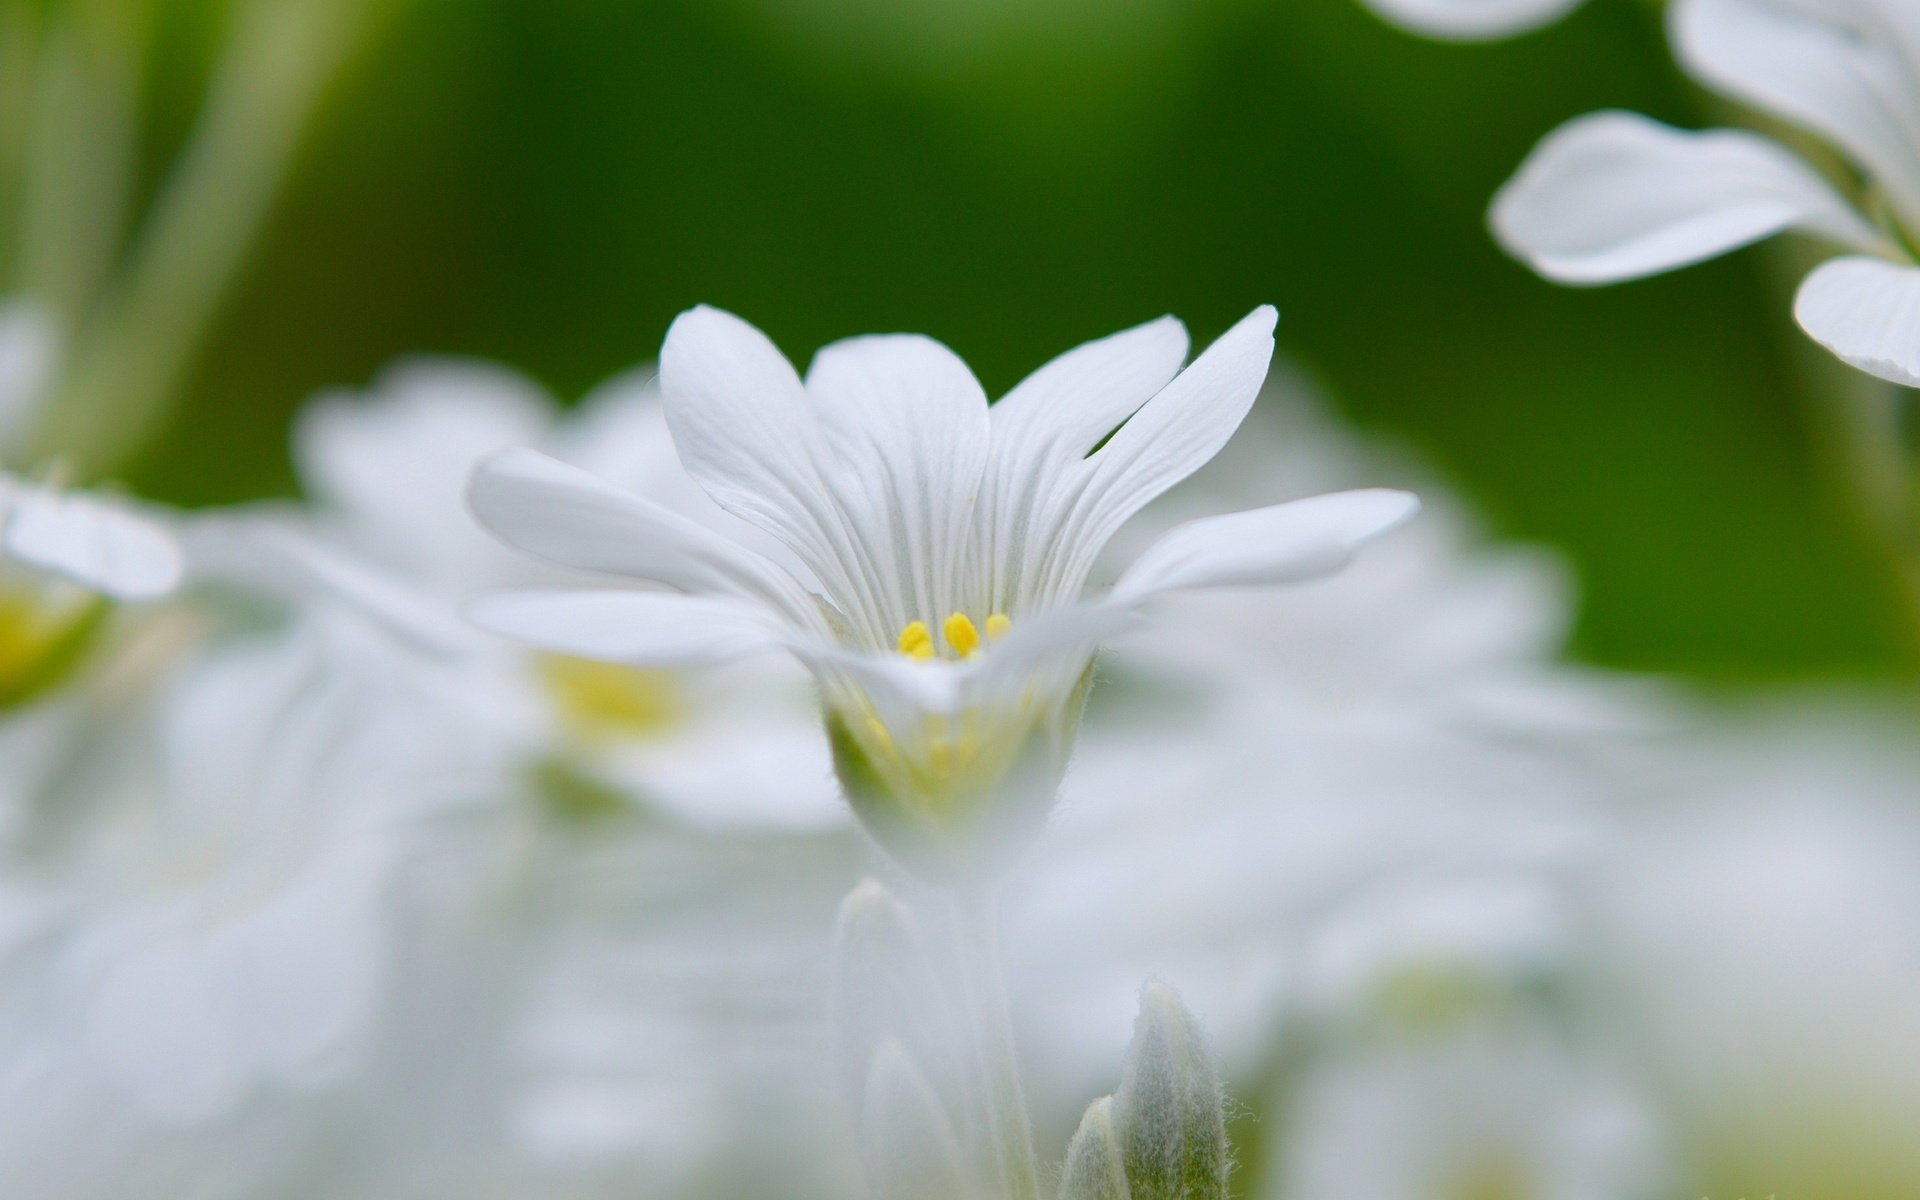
(1359, 0, 1582, 42)
(468, 306, 1416, 878)
(1269, 873, 1668, 1200)
(1595, 703, 1920, 1198)
(999, 381, 1662, 1115)
(1493, 0, 1920, 387)
(1277, 1024, 1664, 1200)
(209, 357, 842, 832)
(0, 617, 457, 1155)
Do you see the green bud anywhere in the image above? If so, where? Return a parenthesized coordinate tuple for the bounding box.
(1061, 1096, 1132, 1200)
(1111, 980, 1230, 1200)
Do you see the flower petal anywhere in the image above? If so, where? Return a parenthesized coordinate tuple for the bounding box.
(184, 514, 476, 658)
(982, 315, 1190, 611)
(1358, 0, 1582, 41)
(1029, 306, 1278, 605)
(293, 358, 551, 587)
(1671, 0, 1920, 221)
(1491, 111, 1885, 284)
(2, 485, 181, 599)
(468, 589, 785, 666)
(989, 316, 1190, 461)
(1112, 489, 1422, 602)
(0, 299, 57, 461)
(805, 332, 991, 634)
(468, 448, 817, 625)
(1794, 255, 1920, 387)
(660, 306, 862, 606)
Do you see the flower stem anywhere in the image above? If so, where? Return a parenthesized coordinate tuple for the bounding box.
(1801, 358, 1920, 673)
(27, 0, 383, 479)
(953, 889, 1044, 1200)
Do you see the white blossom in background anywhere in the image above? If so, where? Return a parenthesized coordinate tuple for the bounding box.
(1493, 0, 1920, 387)
(0, 614, 480, 1197)
(1359, 0, 1582, 42)
(1270, 876, 1667, 1200)
(1277, 1025, 1664, 1200)
(209, 358, 841, 831)
(1596, 704, 1920, 1198)
(468, 306, 1416, 879)
(998, 382, 1663, 1111)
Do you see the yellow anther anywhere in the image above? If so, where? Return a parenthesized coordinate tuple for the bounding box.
(897, 620, 935, 659)
(865, 715, 894, 752)
(943, 612, 980, 658)
(984, 613, 1012, 642)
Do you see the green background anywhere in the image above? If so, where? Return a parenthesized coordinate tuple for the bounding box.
(127, 0, 1910, 680)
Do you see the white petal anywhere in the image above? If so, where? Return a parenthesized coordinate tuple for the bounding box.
(805, 332, 991, 633)
(982, 316, 1189, 610)
(1359, 0, 1581, 41)
(660, 306, 861, 604)
(184, 514, 475, 657)
(1672, 0, 1920, 221)
(80, 936, 246, 1124)
(468, 448, 817, 624)
(468, 589, 785, 666)
(1794, 255, 1920, 387)
(800, 641, 963, 720)
(989, 316, 1190, 460)
(294, 357, 551, 583)
(968, 602, 1137, 708)
(2, 485, 182, 599)
(1031, 306, 1278, 605)
(1491, 111, 1885, 284)
(0, 298, 57, 460)
(211, 863, 385, 1080)
(1113, 489, 1422, 602)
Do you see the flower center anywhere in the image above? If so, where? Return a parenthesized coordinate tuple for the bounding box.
(896, 611, 1011, 661)
(0, 583, 108, 711)
(537, 653, 687, 742)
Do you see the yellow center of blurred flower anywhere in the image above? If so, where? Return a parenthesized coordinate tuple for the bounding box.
(1375, 963, 1496, 1032)
(0, 585, 107, 710)
(896, 611, 1011, 661)
(1449, 1156, 1532, 1200)
(537, 653, 687, 742)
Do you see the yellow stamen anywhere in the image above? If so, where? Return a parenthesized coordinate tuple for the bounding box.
(897, 620, 935, 659)
(984, 613, 1012, 642)
(537, 655, 686, 741)
(865, 715, 894, 752)
(943, 611, 980, 658)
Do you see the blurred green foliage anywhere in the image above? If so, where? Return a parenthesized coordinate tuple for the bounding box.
(126, 0, 1911, 680)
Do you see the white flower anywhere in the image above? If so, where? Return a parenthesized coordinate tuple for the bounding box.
(205, 358, 842, 831)
(0, 619, 438, 1134)
(1276, 1025, 1666, 1200)
(468, 305, 1417, 877)
(1274, 876, 1667, 1200)
(1358, 0, 1582, 42)
(1596, 703, 1920, 1198)
(1492, 0, 1920, 387)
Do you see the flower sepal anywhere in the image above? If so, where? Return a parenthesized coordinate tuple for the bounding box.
(826, 660, 1095, 884)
